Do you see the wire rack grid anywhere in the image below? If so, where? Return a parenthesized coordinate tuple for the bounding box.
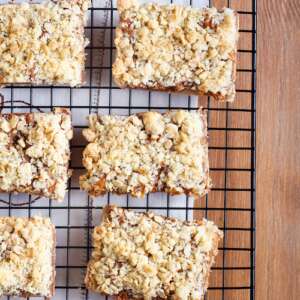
(0, 0, 256, 299)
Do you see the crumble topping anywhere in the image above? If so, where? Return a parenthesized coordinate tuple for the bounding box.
(113, 1, 238, 101)
(0, 216, 55, 297)
(85, 205, 223, 300)
(0, 0, 90, 86)
(80, 110, 211, 198)
(0, 108, 73, 201)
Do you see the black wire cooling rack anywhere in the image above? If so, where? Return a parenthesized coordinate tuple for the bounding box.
(0, 0, 256, 299)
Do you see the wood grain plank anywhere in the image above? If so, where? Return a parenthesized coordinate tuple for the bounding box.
(257, 1, 300, 300)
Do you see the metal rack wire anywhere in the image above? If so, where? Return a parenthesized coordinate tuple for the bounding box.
(0, 0, 256, 299)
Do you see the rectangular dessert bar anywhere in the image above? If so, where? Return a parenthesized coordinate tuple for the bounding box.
(80, 110, 211, 198)
(113, 0, 238, 102)
(0, 108, 73, 201)
(0, 216, 56, 298)
(85, 205, 223, 300)
(0, 0, 90, 86)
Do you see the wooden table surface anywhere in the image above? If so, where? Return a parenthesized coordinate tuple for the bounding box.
(257, 1, 300, 300)
(195, 1, 299, 299)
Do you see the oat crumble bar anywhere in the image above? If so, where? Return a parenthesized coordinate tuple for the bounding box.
(113, 0, 238, 102)
(80, 110, 210, 198)
(0, 0, 90, 86)
(0, 108, 73, 201)
(0, 216, 55, 297)
(85, 205, 223, 300)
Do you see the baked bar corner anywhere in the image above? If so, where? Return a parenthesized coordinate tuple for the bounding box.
(113, 1, 238, 101)
(85, 205, 223, 299)
(0, 216, 56, 297)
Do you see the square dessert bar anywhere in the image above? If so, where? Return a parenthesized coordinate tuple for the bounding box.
(0, 216, 56, 298)
(85, 205, 223, 300)
(0, 108, 73, 201)
(80, 110, 211, 198)
(0, 0, 90, 86)
(113, 0, 238, 102)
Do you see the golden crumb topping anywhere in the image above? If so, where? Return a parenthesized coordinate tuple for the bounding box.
(0, 217, 55, 297)
(80, 110, 210, 198)
(0, 108, 73, 201)
(0, 0, 90, 86)
(85, 206, 222, 300)
(113, 1, 238, 101)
